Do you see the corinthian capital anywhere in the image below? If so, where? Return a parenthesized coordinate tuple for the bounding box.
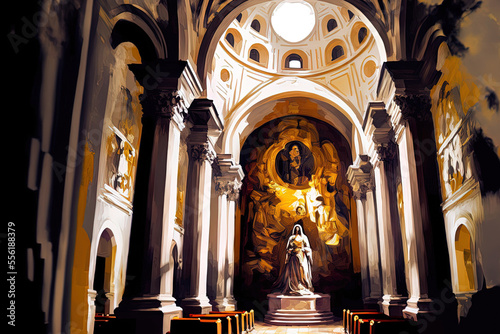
(216, 179, 242, 201)
(190, 143, 216, 163)
(394, 94, 432, 123)
(376, 141, 398, 162)
(139, 90, 187, 124)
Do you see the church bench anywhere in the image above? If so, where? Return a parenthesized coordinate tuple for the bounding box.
(189, 313, 234, 334)
(343, 309, 378, 333)
(369, 319, 417, 334)
(353, 314, 400, 334)
(348, 311, 385, 334)
(169, 317, 221, 334)
(210, 310, 253, 332)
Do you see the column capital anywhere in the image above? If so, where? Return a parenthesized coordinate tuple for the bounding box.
(129, 60, 202, 130)
(190, 143, 216, 164)
(215, 179, 242, 200)
(394, 94, 432, 123)
(364, 102, 398, 162)
(214, 154, 244, 201)
(376, 141, 398, 162)
(347, 155, 374, 199)
(138, 89, 187, 129)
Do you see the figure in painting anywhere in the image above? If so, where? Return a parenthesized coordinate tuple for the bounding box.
(274, 223, 314, 295)
(276, 141, 314, 187)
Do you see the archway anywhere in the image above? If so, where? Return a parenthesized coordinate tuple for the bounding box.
(454, 224, 475, 292)
(93, 228, 117, 315)
(234, 114, 361, 318)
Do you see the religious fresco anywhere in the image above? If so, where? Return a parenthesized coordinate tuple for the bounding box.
(105, 85, 142, 202)
(175, 141, 189, 227)
(430, 53, 480, 200)
(236, 116, 356, 307)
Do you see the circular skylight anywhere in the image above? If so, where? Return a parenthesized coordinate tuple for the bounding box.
(271, 1, 316, 43)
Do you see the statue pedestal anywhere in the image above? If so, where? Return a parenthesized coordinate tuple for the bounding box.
(264, 293, 334, 325)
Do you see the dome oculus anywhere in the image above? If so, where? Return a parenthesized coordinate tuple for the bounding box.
(271, 1, 316, 43)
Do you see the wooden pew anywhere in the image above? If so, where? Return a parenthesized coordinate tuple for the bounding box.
(369, 319, 417, 334)
(343, 309, 378, 333)
(348, 311, 385, 334)
(170, 317, 222, 334)
(353, 314, 395, 334)
(189, 314, 233, 334)
(210, 310, 252, 332)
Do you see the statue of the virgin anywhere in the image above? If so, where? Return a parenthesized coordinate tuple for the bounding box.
(274, 224, 314, 295)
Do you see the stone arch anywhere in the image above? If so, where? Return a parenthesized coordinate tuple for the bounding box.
(221, 77, 367, 164)
(109, 5, 167, 60)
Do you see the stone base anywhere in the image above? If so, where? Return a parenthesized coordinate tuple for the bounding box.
(181, 296, 212, 317)
(264, 293, 334, 325)
(402, 296, 434, 321)
(114, 296, 183, 334)
(363, 296, 382, 311)
(381, 295, 407, 316)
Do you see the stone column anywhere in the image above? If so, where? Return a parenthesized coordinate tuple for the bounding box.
(211, 178, 229, 311)
(364, 180, 383, 305)
(353, 190, 370, 301)
(366, 102, 407, 315)
(377, 62, 454, 323)
(209, 155, 243, 311)
(181, 99, 223, 316)
(347, 156, 382, 308)
(115, 60, 201, 334)
(225, 174, 242, 310)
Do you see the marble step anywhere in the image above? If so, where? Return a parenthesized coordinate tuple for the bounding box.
(264, 311, 335, 325)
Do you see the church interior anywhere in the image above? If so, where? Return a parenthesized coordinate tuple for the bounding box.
(6, 0, 500, 333)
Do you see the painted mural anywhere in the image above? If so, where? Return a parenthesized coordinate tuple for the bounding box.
(237, 116, 356, 308)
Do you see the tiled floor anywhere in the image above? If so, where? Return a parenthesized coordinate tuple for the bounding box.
(252, 320, 345, 333)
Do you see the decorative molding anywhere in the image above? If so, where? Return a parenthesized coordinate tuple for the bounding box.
(99, 184, 133, 216)
(441, 177, 480, 213)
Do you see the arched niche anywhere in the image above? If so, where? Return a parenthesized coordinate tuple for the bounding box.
(225, 28, 244, 54)
(250, 14, 268, 36)
(248, 43, 269, 67)
(281, 49, 309, 70)
(321, 14, 340, 36)
(94, 228, 118, 315)
(454, 224, 476, 292)
(325, 39, 348, 65)
(351, 21, 369, 51)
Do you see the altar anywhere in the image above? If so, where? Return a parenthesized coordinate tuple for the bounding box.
(264, 293, 334, 325)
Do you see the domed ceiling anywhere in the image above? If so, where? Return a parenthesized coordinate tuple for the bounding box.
(207, 0, 384, 130)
